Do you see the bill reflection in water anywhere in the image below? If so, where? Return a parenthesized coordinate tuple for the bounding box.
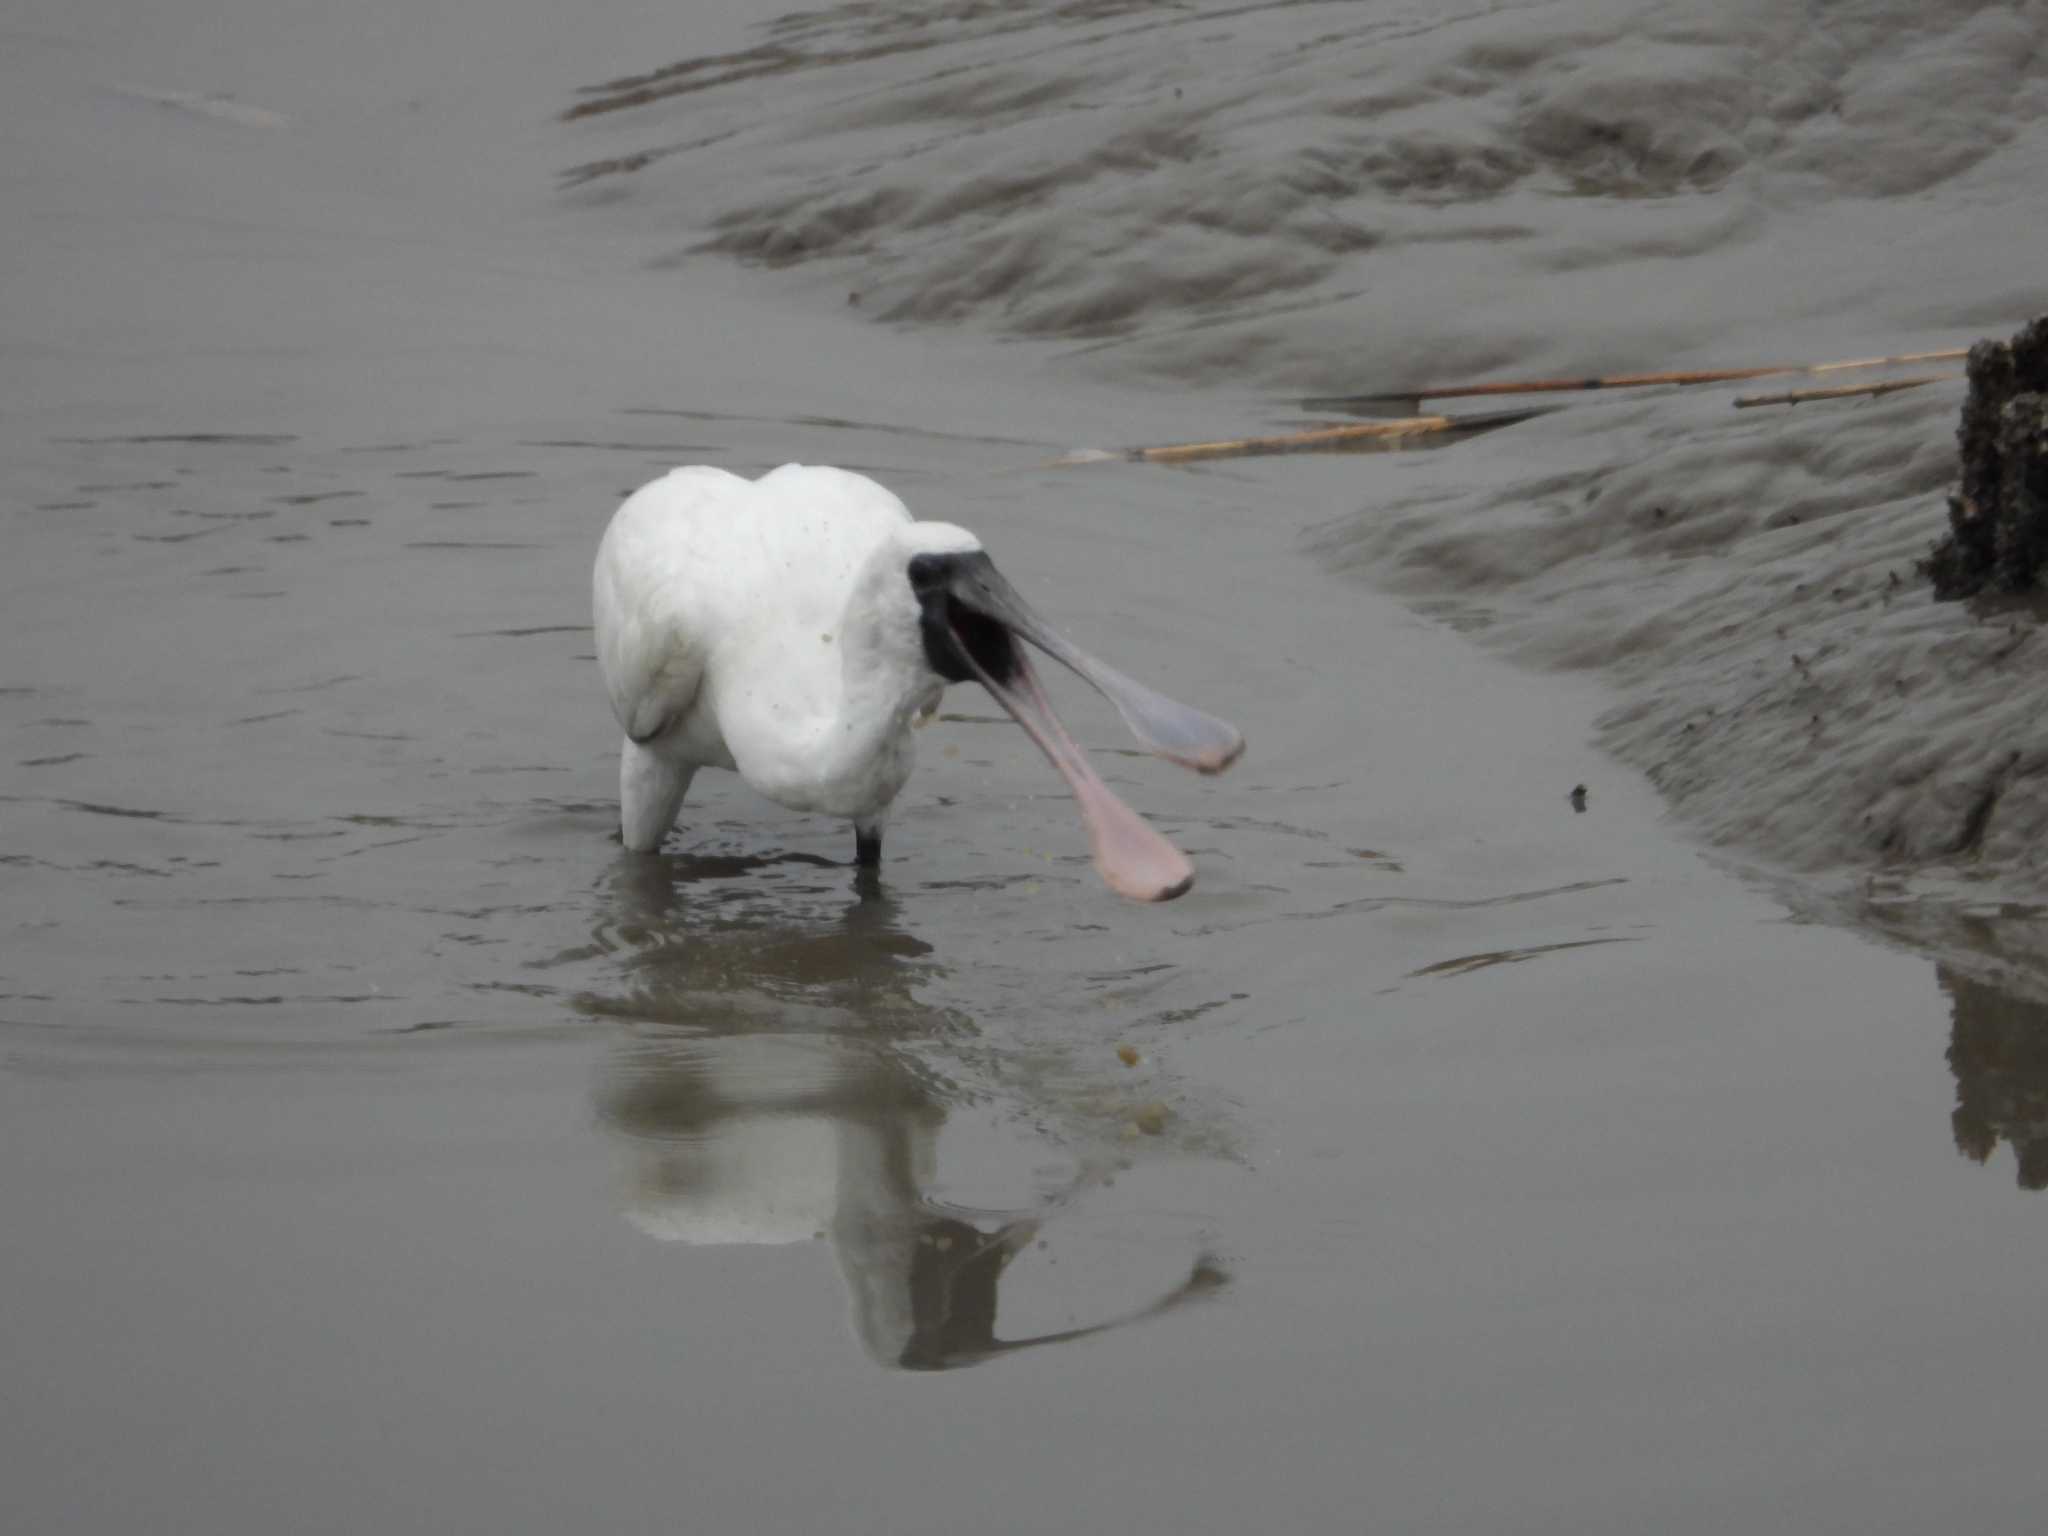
(578, 856, 1226, 1370)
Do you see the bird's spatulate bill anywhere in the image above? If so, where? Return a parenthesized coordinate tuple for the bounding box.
(942, 556, 1244, 774)
(958, 640, 1195, 902)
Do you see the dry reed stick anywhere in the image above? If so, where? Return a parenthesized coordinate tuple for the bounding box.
(1731, 373, 1960, 409)
(1053, 409, 1544, 466)
(1304, 347, 1969, 414)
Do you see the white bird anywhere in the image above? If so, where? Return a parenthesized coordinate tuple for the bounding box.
(592, 463, 1243, 900)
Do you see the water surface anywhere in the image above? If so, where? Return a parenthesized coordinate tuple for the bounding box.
(5, 3, 2047, 1531)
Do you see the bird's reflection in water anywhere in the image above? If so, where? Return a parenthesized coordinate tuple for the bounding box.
(579, 851, 1225, 1370)
(1943, 965, 2048, 1191)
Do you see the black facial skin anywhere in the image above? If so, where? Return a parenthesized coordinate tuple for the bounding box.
(911, 552, 1019, 686)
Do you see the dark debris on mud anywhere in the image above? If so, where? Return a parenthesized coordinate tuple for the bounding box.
(1924, 315, 2048, 602)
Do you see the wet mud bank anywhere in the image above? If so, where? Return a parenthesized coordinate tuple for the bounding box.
(562, 0, 2043, 392)
(1313, 352, 2048, 993)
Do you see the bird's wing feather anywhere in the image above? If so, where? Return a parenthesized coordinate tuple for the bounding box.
(747, 464, 916, 630)
(593, 466, 755, 742)
(594, 463, 917, 750)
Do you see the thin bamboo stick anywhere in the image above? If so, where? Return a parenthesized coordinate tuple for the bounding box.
(1303, 347, 1969, 414)
(1731, 373, 1959, 408)
(1053, 409, 1544, 466)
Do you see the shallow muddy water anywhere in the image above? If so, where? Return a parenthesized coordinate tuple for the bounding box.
(6, 3, 2048, 1532)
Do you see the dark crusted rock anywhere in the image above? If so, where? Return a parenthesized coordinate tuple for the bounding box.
(1925, 315, 2048, 600)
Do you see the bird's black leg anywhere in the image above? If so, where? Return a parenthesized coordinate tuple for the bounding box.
(854, 821, 883, 869)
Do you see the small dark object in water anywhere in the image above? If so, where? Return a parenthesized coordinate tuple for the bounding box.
(1569, 784, 1588, 813)
(1923, 315, 2048, 600)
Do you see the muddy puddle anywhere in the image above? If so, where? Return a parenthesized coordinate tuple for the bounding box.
(6, 2, 2048, 1531)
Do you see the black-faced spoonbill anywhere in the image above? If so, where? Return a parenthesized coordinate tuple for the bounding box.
(592, 464, 1243, 900)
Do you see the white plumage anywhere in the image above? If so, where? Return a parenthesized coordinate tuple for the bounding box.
(593, 463, 1241, 900)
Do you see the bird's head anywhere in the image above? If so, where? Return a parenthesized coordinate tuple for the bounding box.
(899, 524, 1012, 690)
(887, 521, 1244, 902)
